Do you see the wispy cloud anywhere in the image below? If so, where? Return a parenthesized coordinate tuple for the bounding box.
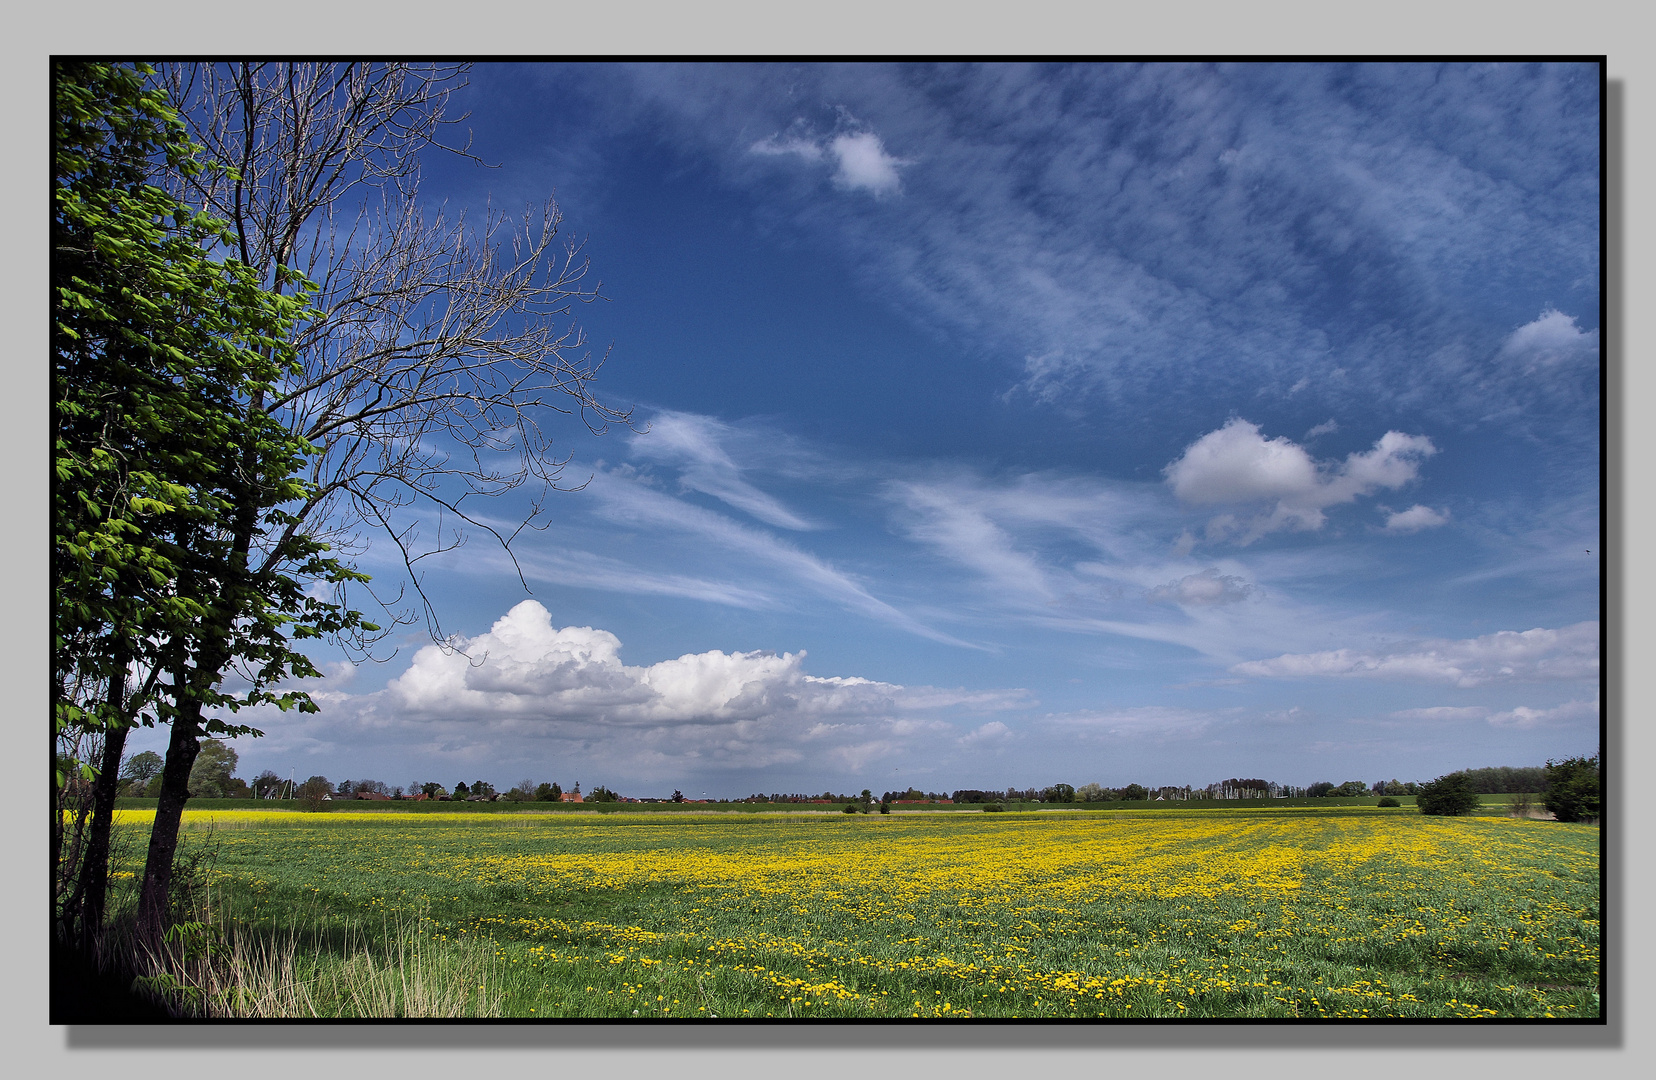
(1383, 504, 1450, 533)
(626, 410, 819, 530)
(588, 467, 977, 648)
(1390, 698, 1597, 730)
(751, 114, 911, 197)
(614, 63, 1596, 430)
(1233, 621, 1599, 687)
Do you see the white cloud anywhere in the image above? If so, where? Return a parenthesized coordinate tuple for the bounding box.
(1146, 568, 1255, 607)
(1389, 705, 1490, 721)
(1164, 419, 1436, 543)
(958, 720, 1013, 746)
(749, 131, 825, 165)
(388, 600, 907, 726)
(1232, 621, 1599, 688)
(1389, 698, 1597, 730)
(590, 470, 977, 647)
(1039, 706, 1219, 739)
(886, 480, 1056, 602)
(491, 546, 778, 610)
(384, 601, 1025, 731)
(750, 120, 909, 197)
(628, 411, 818, 530)
(1487, 698, 1597, 729)
(1383, 504, 1450, 533)
(241, 600, 1035, 784)
(827, 131, 907, 195)
(1498, 308, 1599, 370)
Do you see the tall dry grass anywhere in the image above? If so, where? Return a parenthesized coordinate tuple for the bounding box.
(119, 904, 503, 1018)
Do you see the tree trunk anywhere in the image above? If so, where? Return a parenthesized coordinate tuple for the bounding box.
(135, 702, 202, 939)
(76, 719, 131, 952)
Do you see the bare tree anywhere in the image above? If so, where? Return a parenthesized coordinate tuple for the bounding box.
(129, 62, 633, 934)
(160, 62, 632, 638)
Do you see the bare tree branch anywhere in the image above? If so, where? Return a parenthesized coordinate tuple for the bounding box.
(158, 62, 635, 646)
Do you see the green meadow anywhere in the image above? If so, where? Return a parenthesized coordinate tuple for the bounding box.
(105, 804, 1600, 1019)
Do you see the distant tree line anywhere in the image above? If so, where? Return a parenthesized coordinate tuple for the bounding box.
(113, 754, 1598, 822)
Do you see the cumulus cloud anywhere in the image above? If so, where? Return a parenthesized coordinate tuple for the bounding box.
(750, 117, 910, 196)
(389, 600, 908, 726)
(1498, 308, 1599, 370)
(1164, 419, 1436, 542)
(1146, 568, 1255, 607)
(251, 600, 1036, 783)
(384, 601, 1029, 729)
(1232, 621, 1599, 688)
(1383, 504, 1451, 533)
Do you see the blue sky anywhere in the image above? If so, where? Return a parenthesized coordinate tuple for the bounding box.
(137, 62, 1601, 798)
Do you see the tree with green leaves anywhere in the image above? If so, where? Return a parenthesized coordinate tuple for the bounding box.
(251, 769, 285, 799)
(1543, 755, 1600, 823)
(1416, 772, 1480, 816)
(54, 60, 372, 947)
(185, 739, 238, 798)
(295, 776, 332, 812)
(58, 61, 632, 951)
(118, 750, 164, 794)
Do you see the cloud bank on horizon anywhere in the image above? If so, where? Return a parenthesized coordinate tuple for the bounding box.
(140, 62, 1599, 797)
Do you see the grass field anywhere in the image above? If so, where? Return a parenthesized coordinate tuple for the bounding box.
(106, 805, 1600, 1019)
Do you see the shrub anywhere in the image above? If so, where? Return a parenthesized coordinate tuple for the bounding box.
(1377, 796, 1400, 807)
(1416, 772, 1480, 816)
(1543, 755, 1601, 823)
(982, 803, 1004, 813)
(842, 804, 857, 814)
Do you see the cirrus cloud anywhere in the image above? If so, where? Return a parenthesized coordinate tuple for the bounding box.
(1232, 621, 1598, 688)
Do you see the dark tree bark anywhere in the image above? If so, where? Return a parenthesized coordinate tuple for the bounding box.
(136, 697, 202, 937)
(73, 709, 130, 952)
